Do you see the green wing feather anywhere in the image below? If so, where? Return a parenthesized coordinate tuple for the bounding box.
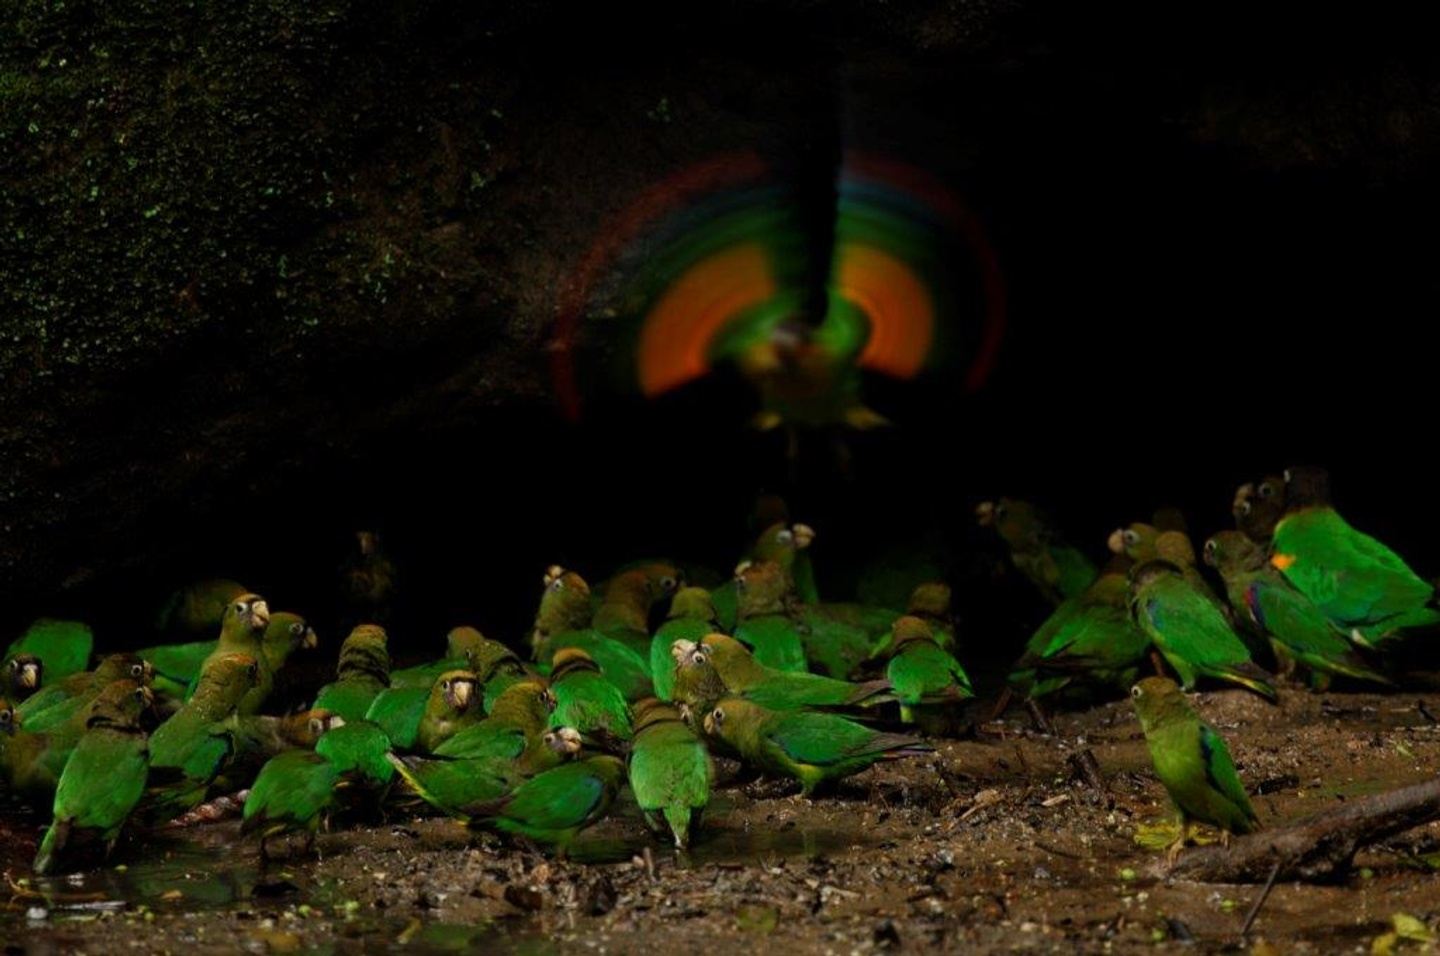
(364, 687, 429, 750)
(7, 620, 94, 684)
(315, 721, 394, 785)
(1198, 724, 1258, 832)
(1136, 576, 1274, 699)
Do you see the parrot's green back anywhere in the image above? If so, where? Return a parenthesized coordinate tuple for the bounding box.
(794, 607, 877, 679)
(315, 721, 394, 785)
(540, 630, 652, 701)
(34, 726, 149, 874)
(886, 641, 972, 707)
(1132, 571, 1275, 699)
(1010, 572, 1149, 699)
(313, 676, 387, 723)
(136, 640, 214, 698)
(242, 750, 340, 837)
(629, 711, 712, 848)
(733, 614, 809, 674)
(473, 755, 624, 845)
(364, 687, 429, 750)
(551, 670, 633, 741)
(1273, 508, 1439, 641)
(1139, 700, 1258, 836)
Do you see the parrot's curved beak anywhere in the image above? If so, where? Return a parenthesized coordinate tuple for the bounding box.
(670, 639, 697, 663)
(543, 564, 565, 587)
(451, 679, 475, 711)
(975, 501, 996, 527)
(249, 600, 271, 632)
(792, 524, 816, 549)
(19, 662, 40, 690)
(302, 627, 318, 650)
(1107, 529, 1126, 554)
(702, 711, 717, 736)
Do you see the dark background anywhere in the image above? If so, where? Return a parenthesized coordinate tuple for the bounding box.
(3, 2, 1437, 663)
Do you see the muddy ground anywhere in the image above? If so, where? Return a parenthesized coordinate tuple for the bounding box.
(4, 686, 1440, 954)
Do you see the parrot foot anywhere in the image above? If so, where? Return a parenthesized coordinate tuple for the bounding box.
(1220, 829, 1232, 849)
(1164, 837, 1186, 868)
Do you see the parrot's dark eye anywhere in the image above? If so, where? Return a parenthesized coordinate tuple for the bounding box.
(1203, 540, 1217, 558)
(291, 623, 305, 636)
(1122, 530, 1139, 546)
(130, 664, 144, 677)
(777, 530, 794, 545)
(0, 708, 11, 724)
(659, 575, 677, 592)
(1131, 686, 1143, 699)
(712, 707, 725, 725)
(1238, 500, 1253, 516)
(134, 688, 147, 703)
(1258, 482, 1277, 499)
(994, 504, 1007, 519)
(441, 680, 451, 691)
(235, 601, 249, 614)
(548, 578, 564, 592)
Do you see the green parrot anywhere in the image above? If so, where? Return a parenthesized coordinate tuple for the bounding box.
(627, 698, 713, 849)
(731, 560, 808, 674)
(703, 697, 929, 796)
(1127, 560, 1276, 700)
(137, 604, 307, 704)
(18, 654, 154, 732)
(33, 681, 154, 875)
(4, 654, 43, 702)
(1111, 523, 1228, 612)
(750, 521, 820, 603)
(532, 567, 654, 701)
(0, 697, 72, 803)
(314, 719, 394, 786)
(415, 670, 483, 753)
(796, 600, 893, 680)
(390, 625, 487, 689)
(1205, 531, 1392, 688)
(143, 653, 259, 821)
(241, 750, 343, 860)
(155, 578, 247, 638)
(388, 682, 561, 819)
(1008, 557, 1150, 700)
(901, 582, 956, 650)
(693, 633, 892, 711)
(977, 498, 1096, 605)
(362, 686, 429, 751)
(463, 753, 626, 852)
(1270, 466, 1439, 644)
(669, 640, 731, 730)
(5, 618, 94, 686)
(229, 708, 345, 778)
(185, 594, 271, 705)
(1232, 476, 1287, 544)
(1130, 676, 1259, 863)
(529, 566, 594, 659)
(313, 625, 391, 722)
(548, 648, 633, 744)
(594, 563, 682, 651)
(650, 587, 718, 702)
(248, 611, 318, 713)
(882, 617, 972, 723)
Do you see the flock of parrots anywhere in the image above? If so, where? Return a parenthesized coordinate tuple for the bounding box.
(2, 465, 1436, 874)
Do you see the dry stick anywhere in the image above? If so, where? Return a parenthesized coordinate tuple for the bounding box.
(1026, 699, 1115, 808)
(1239, 860, 1281, 937)
(1166, 777, 1440, 883)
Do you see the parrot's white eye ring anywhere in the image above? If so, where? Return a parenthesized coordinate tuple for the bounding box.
(1131, 686, 1142, 699)
(291, 623, 305, 636)
(711, 707, 725, 725)
(549, 578, 564, 592)
(1238, 500, 1253, 516)
(236, 601, 249, 614)
(777, 530, 793, 545)
(131, 664, 144, 678)
(1122, 530, 1139, 546)
(441, 680, 451, 691)
(1258, 483, 1276, 499)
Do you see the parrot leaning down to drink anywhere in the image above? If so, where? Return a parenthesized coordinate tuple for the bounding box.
(627, 698, 713, 849)
(461, 752, 627, 854)
(881, 616, 972, 723)
(1130, 676, 1259, 864)
(702, 697, 930, 796)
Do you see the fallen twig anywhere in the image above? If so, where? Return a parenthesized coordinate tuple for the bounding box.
(1166, 777, 1440, 883)
(1239, 860, 1281, 937)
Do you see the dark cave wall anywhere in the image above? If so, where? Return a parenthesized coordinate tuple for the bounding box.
(4, 1, 1440, 626)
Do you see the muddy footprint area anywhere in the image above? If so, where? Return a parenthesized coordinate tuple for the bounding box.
(5, 689, 1439, 954)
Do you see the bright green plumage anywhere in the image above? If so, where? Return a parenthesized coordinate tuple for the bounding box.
(143, 653, 258, 821)
(1128, 561, 1276, 700)
(548, 649, 633, 742)
(185, 594, 272, 708)
(466, 754, 626, 849)
(882, 617, 972, 722)
(1271, 468, 1439, 644)
(703, 697, 929, 795)
(1131, 676, 1258, 861)
(33, 682, 153, 875)
(732, 561, 808, 674)
(18, 654, 152, 732)
(415, 670, 482, 753)
(628, 700, 713, 848)
(1009, 563, 1150, 699)
(699, 633, 892, 711)
(1206, 531, 1391, 688)
(314, 720, 394, 785)
(313, 625, 391, 722)
(241, 750, 342, 858)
